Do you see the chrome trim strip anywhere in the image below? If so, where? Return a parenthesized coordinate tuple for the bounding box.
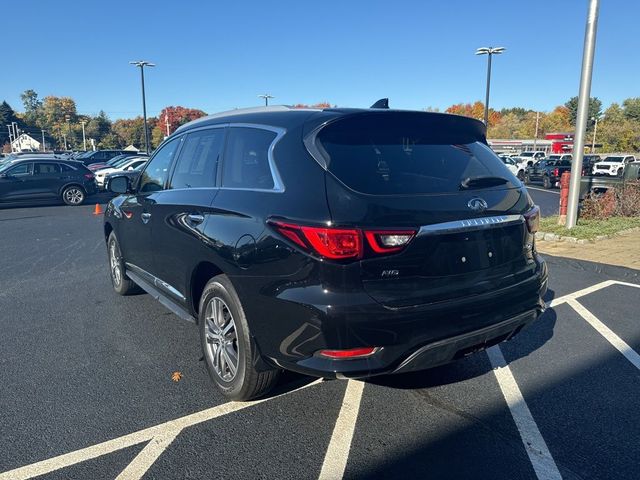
(125, 262, 186, 302)
(418, 214, 524, 236)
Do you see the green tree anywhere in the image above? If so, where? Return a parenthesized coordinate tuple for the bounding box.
(564, 96, 602, 126)
(20, 89, 43, 127)
(85, 111, 112, 146)
(0, 101, 19, 144)
(622, 97, 640, 122)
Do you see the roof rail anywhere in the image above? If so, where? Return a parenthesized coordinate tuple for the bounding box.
(175, 105, 295, 133)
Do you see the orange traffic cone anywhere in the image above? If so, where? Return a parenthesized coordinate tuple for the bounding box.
(93, 203, 104, 215)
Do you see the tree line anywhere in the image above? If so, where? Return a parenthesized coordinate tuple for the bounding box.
(2, 91, 639, 153)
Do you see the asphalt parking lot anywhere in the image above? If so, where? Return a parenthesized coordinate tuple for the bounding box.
(1, 200, 638, 480)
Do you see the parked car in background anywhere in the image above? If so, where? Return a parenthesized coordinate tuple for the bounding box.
(499, 155, 526, 180)
(0, 157, 97, 206)
(88, 153, 147, 172)
(525, 159, 572, 188)
(104, 162, 146, 191)
(75, 150, 136, 166)
(104, 106, 547, 400)
(515, 151, 546, 167)
(580, 162, 640, 198)
(581, 154, 601, 176)
(592, 155, 637, 177)
(95, 157, 148, 189)
(547, 154, 572, 162)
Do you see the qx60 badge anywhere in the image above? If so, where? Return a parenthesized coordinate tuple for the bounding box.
(467, 197, 489, 212)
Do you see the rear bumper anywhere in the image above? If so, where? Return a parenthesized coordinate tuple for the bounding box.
(237, 256, 548, 379)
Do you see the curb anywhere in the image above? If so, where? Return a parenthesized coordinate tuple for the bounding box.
(535, 226, 640, 245)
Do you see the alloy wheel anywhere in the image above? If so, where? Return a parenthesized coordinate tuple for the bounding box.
(64, 187, 84, 204)
(204, 296, 239, 382)
(109, 241, 122, 287)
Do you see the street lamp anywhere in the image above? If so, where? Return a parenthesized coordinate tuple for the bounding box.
(130, 60, 156, 154)
(475, 46, 506, 126)
(258, 94, 274, 106)
(65, 114, 71, 150)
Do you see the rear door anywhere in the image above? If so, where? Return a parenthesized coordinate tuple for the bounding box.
(313, 112, 533, 308)
(150, 127, 225, 303)
(33, 162, 63, 198)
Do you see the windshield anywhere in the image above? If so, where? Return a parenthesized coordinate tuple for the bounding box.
(519, 152, 535, 157)
(315, 113, 517, 195)
(603, 156, 624, 162)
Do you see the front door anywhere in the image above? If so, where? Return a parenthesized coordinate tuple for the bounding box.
(0, 162, 34, 202)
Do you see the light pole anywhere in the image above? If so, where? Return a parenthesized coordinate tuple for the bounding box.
(590, 116, 599, 152)
(258, 94, 274, 106)
(566, 0, 600, 229)
(7, 125, 14, 152)
(130, 60, 155, 154)
(41, 129, 46, 152)
(80, 121, 87, 151)
(65, 115, 72, 150)
(475, 47, 506, 127)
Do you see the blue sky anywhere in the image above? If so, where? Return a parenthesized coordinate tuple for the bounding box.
(2, 0, 638, 119)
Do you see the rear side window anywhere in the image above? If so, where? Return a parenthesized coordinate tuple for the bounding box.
(34, 163, 61, 174)
(60, 163, 76, 172)
(315, 113, 515, 195)
(222, 127, 277, 190)
(170, 128, 224, 189)
(139, 138, 181, 193)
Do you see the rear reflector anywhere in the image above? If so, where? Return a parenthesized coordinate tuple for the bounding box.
(319, 347, 377, 359)
(524, 205, 540, 233)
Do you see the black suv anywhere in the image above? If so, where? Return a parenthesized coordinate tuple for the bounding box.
(105, 106, 548, 400)
(0, 157, 97, 206)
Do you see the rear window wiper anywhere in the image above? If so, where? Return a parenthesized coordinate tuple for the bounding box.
(459, 176, 510, 190)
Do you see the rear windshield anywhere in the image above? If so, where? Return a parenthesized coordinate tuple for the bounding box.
(314, 113, 516, 195)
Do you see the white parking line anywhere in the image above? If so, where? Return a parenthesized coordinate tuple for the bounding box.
(0, 379, 322, 480)
(526, 186, 560, 195)
(115, 430, 180, 480)
(567, 299, 640, 371)
(318, 380, 365, 480)
(487, 346, 562, 480)
(549, 280, 617, 308)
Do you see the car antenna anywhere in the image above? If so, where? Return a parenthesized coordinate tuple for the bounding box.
(370, 98, 389, 109)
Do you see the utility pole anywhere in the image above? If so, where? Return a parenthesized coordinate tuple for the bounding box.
(165, 113, 170, 137)
(7, 125, 14, 152)
(62, 134, 67, 151)
(80, 121, 87, 151)
(41, 129, 46, 152)
(258, 94, 274, 106)
(566, 0, 600, 229)
(65, 115, 72, 150)
(130, 60, 155, 154)
(591, 116, 599, 152)
(533, 112, 540, 152)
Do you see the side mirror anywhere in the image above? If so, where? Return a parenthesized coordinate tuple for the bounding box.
(109, 175, 131, 194)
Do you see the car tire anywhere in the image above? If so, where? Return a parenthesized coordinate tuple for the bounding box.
(517, 170, 525, 181)
(107, 232, 140, 295)
(61, 185, 86, 205)
(617, 168, 624, 177)
(524, 174, 531, 184)
(543, 176, 552, 189)
(199, 274, 280, 400)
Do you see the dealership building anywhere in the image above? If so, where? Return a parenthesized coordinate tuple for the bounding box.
(488, 133, 576, 155)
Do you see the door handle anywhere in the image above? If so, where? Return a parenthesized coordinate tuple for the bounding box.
(141, 212, 151, 224)
(187, 214, 205, 225)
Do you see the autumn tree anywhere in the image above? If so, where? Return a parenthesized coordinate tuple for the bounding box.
(445, 101, 501, 127)
(158, 106, 207, 136)
(20, 89, 44, 127)
(622, 97, 640, 122)
(85, 111, 113, 147)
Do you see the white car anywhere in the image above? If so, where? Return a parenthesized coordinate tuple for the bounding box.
(592, 155, 636, 177)
(499, 155, 526, 180)
(514, 151, 546, 167)
(95, 157, 148, 188)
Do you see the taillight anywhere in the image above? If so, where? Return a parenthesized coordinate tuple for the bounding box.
(553, 168, 559, 176)
(524, 205, 540, 233)
(318, 347, 378, 359)
(270, 221, 416, 260)
(84, 173, 94, 180)
(271, 222, 362, 259)
(364, 230, 416, 253)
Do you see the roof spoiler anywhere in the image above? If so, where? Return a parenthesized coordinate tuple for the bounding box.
(370, 98, 389, 109)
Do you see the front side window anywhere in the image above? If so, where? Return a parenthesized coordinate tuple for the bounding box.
(6, 163, 31, 176)
(170, 128, 224, 189)
(221, 127, 277, 190)
(138, 138, 181, 193)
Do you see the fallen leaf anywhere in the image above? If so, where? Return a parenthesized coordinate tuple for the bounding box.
(171, 371, 183, 382)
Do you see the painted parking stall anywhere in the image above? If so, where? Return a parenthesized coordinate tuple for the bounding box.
(1, 204, 640, 479)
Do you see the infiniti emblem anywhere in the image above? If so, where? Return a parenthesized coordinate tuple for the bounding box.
(467, 197, 488, 212)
